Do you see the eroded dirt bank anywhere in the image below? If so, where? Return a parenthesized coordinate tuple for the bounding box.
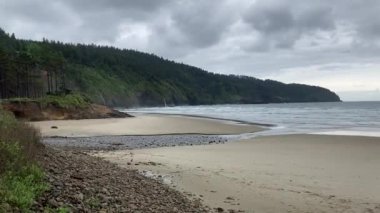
(2, 101, 130, 121)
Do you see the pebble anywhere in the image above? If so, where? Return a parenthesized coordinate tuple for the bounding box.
(43, 134, 229, 151)
(74, 193, 84, 201)
(48, 199, 59, 208)
(216, 207, 225, 212)
(30, 147, 209, 212)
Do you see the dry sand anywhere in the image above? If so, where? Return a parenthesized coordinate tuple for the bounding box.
(31, 114, 264, 137)
(95, 134, 380, 213)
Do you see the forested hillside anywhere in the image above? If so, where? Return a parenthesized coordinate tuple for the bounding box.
(0, 29, 341, 106)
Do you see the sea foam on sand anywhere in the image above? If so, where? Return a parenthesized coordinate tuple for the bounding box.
(313, 130, 380, 137)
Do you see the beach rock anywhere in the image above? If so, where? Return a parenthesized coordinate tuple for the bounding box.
(31, 147, 208, 212)
(48, 199, 59, 208)
(101, 188, 110, 195)
(74, 193, 84, 201)
(216, 207, 225, 212)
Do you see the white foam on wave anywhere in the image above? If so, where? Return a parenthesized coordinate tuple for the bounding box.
(312, 130, 380, 137)
(140, 170, 173, 185)
(124, 102, 380, 139)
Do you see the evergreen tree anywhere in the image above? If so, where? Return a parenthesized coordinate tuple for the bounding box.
(0, 28, 340, 106)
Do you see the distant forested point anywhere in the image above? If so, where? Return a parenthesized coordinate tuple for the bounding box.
(0, 28, 341, 107)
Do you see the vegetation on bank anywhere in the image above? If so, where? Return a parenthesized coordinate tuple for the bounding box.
(0, 28, 341, 107)
(1, 93, 129, 121)
(0, 108, 48, 212)
(39, 93, 91, 109)
(4, 93, 91, 109)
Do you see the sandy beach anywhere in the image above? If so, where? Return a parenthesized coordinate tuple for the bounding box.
(95, 134, 380, 213)
(31, 114, 264, 137)
(34, 114, 380, 212)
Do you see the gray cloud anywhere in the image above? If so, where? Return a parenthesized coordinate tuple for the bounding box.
(144, 0, 241, 58)
(1, 0, 380, 100)
(65, 0, 169, 12)
(243, 0, 335, 50)
(0, 0, 171, 43)
(170, 1, 236, 48)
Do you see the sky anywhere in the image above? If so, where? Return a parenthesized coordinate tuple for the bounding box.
(1, 0, 379, 101)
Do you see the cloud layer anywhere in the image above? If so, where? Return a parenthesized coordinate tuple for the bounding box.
(1, 0, 380, 100)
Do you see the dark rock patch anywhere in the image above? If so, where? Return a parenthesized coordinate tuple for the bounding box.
(42, 135, 228, 151)
(33, 147, 209, 212)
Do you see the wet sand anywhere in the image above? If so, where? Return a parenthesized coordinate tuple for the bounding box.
(31, 114, 264, 137)
(95, 134, 380, 213)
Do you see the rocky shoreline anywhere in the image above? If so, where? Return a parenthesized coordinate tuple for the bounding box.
(33, 147, 209, 212)
(42, 135, 229, 151)
(32, 134, 238, 212)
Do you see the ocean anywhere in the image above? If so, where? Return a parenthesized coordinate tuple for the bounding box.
(120, 102, 380, 137)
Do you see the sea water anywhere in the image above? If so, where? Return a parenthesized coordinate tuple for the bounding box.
(120, 102, 380, 137)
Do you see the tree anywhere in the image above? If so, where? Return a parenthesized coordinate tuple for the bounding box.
(0, 28, 340, 105)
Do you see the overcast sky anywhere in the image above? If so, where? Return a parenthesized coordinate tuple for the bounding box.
(1, 0, 380, 101)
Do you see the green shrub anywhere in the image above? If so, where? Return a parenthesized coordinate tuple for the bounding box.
(0, 110, 40, 174)
(57, 207, 71, 213)
(0, 109, 18, 130)
(4, 93, 91, 109)
(86, 196, 101, 209)
(0, 164, 48, 211)
(37, 93, 91, 109)
(0, 141, 22, 173)
(0, 108, 47, 211)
